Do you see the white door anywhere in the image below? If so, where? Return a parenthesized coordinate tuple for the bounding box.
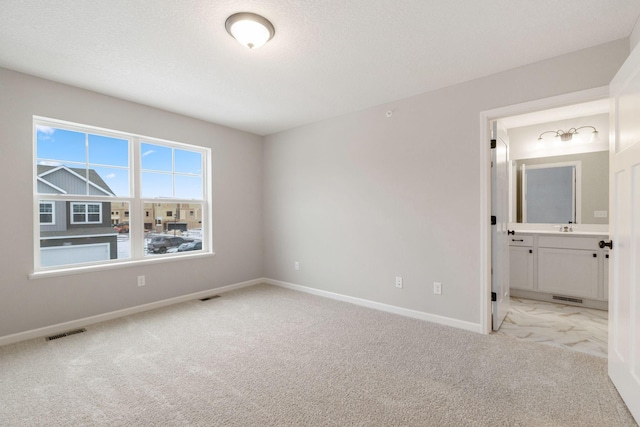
(608, 42, 640, 423)
(492, 121, 510, 330)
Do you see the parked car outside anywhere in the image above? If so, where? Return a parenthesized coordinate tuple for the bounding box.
(147, 236, 187, 254)
(177, 240, 202, 252)
(113, 222, 129, 233)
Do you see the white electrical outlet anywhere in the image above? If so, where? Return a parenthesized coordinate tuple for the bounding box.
(433, 282, 442, 295)
(137, 275, 145, 287)
(294, 261, 300, 271)
(395, 276, 403, 288)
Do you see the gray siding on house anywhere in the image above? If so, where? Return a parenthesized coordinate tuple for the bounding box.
(43, 169, 90, 195)
(65, 202, 113, 229)
(39, 200, 67, 232)
(37, 180, 61, 194)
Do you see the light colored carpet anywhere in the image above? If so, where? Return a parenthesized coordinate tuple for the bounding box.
(0, 284, 635, 426)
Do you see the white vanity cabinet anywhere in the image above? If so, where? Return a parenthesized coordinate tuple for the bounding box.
(508, 232, 608, 310)
(508, 236, 534, 291)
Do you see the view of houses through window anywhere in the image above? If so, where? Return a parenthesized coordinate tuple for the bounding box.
(34, 118, 209, 270)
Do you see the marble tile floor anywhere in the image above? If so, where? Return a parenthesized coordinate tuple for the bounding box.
(494, 297, 608, 358)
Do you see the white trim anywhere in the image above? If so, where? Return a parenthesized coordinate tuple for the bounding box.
(265, 278, 483, 334)
(0, 277, 261, 347)
(479, 86, 609, 335)
(36, 177, 67, 194)
(40, 233, 118, 240)
(29, 251, 216, 279)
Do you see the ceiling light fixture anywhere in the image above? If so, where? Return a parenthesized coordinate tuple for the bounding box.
(537, 126, 598, 142)
(225, 12, 275, 49)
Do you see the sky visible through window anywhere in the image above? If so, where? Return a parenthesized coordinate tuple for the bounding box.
(37, 126, 203, 199)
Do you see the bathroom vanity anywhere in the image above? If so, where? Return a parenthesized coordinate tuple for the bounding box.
(508, 230, 609, 310)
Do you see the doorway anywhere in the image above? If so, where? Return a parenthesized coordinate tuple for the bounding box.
(480, 86, 610, 338)
(490, 96, 610, 357)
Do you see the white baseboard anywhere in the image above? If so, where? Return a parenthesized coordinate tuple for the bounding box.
(1, 277, 483, 347)
(264, 278, 483, 334)
(0, 278, 263, 347)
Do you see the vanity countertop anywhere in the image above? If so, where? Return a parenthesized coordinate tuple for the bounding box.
(511, 229, 609, 237)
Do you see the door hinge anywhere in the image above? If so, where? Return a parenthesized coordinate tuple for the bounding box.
(491, 292, 497, 302)
(491, 215, 497, 225)
(491, 139, 496, 149)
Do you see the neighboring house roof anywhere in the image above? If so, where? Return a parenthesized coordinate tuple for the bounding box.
(37, 165, 115, 196)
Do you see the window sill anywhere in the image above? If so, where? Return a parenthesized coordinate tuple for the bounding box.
(28, 251, 216, 280)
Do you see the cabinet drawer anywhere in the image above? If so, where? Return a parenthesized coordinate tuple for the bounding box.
(509, 235, 533, 247)
(537, 236, 603, 250)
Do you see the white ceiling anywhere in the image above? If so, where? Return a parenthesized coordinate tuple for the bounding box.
(1, 1, 639, 136)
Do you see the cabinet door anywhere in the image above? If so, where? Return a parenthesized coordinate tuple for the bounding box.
(509, 246, 534, 290)
(537, 248, 599, 299)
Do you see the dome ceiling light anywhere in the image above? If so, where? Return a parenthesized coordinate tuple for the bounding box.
(225, 12, 275, 49)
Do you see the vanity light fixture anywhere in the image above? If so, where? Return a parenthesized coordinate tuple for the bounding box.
(225, 12, 275, 49)
(537, 126, 598, 142)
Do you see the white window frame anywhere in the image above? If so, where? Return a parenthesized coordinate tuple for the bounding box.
(39, 201, 55, 225)
(70, 202, 103, 224)
(32, 116, 213, 277)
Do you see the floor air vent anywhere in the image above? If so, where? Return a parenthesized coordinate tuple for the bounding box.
(552, 295, 583, 304)
(199, 295, 221, 302)
(46, 328, 87, 341)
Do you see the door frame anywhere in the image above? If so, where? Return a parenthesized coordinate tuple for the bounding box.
(479, 86, 609, 334)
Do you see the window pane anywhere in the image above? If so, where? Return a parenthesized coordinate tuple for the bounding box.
(36, 127, 85, 163)
(141, 172, 173, 198)
(144, 202, 203, 256)
(175, 175, 203, 199)
(175, 149, 202, 174)
(40, 200, 129, 268)
(141, 143, 172, 172)
(88, 134, 128, 167)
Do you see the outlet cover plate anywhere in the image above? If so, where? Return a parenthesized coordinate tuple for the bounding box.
(395, 276, 403, 288)
(433, 282, 442, 295)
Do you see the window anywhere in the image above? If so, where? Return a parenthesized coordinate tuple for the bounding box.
(71, 202, 102, 224)
(521, 162, 581, 224)
(39, 202, 55, 224)
(34, 117, 210, 272)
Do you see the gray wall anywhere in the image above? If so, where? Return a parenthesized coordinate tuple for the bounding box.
(515, 152, 609, 224)
(0, 39, 631, 338)
(262, 39, 628, 325)
(0, 68, 263, 337)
